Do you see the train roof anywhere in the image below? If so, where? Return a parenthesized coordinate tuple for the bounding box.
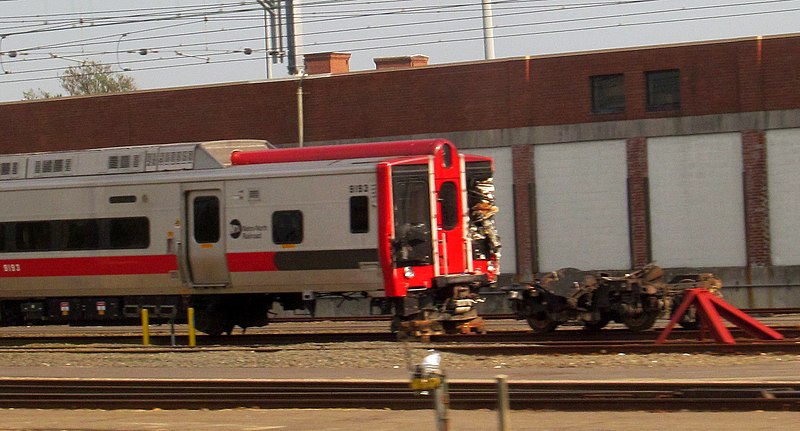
(0, 139, 272, 181)
(0, 138, 491, 190)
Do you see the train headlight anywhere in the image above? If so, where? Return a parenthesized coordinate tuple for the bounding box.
(403, 266, 415, 279)
(488, 261, 497, 273)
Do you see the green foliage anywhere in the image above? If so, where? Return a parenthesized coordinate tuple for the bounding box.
(23, 60, 137, 99)
(22, 89, 62, 100)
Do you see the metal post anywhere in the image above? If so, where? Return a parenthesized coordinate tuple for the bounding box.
(256, 0, 278, 79)
(434, 375, 450, 431)
(262, 6, 273, 79)
(187, 307, 197, 347)
(141, 308, 150, 346)
(169, 318, 176, 347)
(496, 374, 510, 431)
(297, 74, 305, 147)
(285, 0, 304, 75)
(481, 0, 496, 60)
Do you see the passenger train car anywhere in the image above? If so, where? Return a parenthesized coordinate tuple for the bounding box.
(0, 138, 500, 335)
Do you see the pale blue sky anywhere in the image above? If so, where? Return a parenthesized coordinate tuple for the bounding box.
(1, 0, 797, 101)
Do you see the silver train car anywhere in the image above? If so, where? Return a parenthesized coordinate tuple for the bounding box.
(0, 139, 500, 335)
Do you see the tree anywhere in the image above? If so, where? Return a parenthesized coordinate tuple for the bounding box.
(23, 60, 137, 100)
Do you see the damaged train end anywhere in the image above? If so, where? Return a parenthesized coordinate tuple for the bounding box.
(374, 143, 502, 338)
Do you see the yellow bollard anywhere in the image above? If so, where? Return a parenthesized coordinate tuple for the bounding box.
(187, 307, 197, 347)
(141, 308, 150, 346)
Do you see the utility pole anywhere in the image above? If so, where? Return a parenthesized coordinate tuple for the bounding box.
(285, 0, 304, 75)
(255, 0, 283, 79)
(482, 0, 496, 60)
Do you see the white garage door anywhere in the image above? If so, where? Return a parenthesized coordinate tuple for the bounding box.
(534, 140, 630, 272)
(648, 133, 745, 267)
(466, 147, 516, 274)
(767, 128, 800, 265)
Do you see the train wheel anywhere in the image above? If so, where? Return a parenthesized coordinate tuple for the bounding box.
(194, 308, 226, 336)
(622, 311, 659, 331)
(526, 313, 560, 333)
(583, 317, 610, 331)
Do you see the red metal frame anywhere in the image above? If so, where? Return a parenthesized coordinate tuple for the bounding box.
(657, 288, 784, 344)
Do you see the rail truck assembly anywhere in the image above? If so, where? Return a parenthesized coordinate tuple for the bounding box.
(0, 138, 500, 336)
(504, 263, 723, 332)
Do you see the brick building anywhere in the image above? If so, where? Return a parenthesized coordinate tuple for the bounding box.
(3, 33, 800, 307)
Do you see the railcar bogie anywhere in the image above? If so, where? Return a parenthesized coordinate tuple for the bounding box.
(505, 263, 723, 333)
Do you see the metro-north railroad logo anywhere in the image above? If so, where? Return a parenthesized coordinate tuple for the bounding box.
(230, 219, 242, 239)
(230, 219, 268, 239)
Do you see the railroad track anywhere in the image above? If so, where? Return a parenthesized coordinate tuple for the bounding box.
(0, 329, 797, 355)
(0, 379, 797, 411)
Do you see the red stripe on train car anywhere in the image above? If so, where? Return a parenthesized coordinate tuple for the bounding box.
(226, 252, 278, 272)
(0, 255, 179, 277)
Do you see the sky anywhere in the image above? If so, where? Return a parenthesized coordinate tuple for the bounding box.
(0, 0, 798, 102)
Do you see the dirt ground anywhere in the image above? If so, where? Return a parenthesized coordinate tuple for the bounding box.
(1, 408, 799, 431)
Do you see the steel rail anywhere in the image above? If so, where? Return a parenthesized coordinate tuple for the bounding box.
(0, 326, 797, 349)
(0, 379, 797, 411)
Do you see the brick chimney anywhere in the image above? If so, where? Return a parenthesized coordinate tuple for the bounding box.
(374, 55, 429, 70)
(304, 52, 351, 75)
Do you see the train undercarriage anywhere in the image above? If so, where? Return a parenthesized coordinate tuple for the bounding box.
(505, 263, 723, 333)
(0, 284, 490, 338)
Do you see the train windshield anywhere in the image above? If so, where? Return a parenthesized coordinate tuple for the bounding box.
(391, 166, 433, 267)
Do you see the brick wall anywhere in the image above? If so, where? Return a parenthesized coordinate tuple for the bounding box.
(2, 34, 799, 153)
(626, 137, 650, 268)
(742, 130, 771, 266)
(512, 144, 534, 279)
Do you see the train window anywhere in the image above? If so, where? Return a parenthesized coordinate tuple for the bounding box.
(63, 219, 100, 250)
(193, 196, 220, 244)
(15, 221, 54, 251)
(109, 195, 137, 204)
(109, 217, 150, 249)
(350, 196, 369, 233)
(439, 182, 458, 230)
(273, 210, 303, 244)
(441, 143, 453, 168)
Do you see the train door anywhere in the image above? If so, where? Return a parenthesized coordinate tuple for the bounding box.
(185, 188, 230, 287)
(434, 174, 467, 276)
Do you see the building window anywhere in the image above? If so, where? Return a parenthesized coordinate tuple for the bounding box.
(273, 210, 303, 244)
(646, 69, 680, 111)
(349, 196, 369, 233)
(591, 74, 625, 114)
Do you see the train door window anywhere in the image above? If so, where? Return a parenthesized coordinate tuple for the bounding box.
(273, 210, 303, 244)
(64, 219, 100, 250)
(109, 217, 150, 249)
(0, 224, 6, 252)
(439, 182, 458, 230)
(15, 221, 54, 251)
(193, 196, 220, 243)
(350, 196, 369, 233)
